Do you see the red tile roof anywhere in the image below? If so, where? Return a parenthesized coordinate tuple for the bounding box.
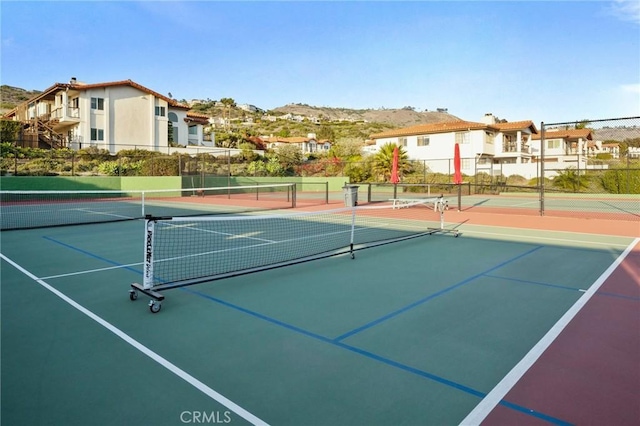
(185, 112, 209, 125)
(370, 119, 537, 139)
(532, 128, 592, 140)
(494, 120, 538, 133)
(17, 79, 190, 110)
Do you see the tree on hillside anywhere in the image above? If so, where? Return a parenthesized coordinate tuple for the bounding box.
(219, 98, 236, 108)
(274, 144, 303, 174)
(215, 132, 241, 148)
(316, 124, 335, 141)
(0, 119, 22, 143)
(575, 120, 590, 129)
(328, 137, 364, 160)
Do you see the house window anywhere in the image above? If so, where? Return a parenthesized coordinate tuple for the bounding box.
(90, 128, 104, 141)
(455, 132, 470, 144)
(91, 97, 104, 110)
(155, 106, 166, 117)
(188, 126, 197, 135)
(398, 137, 407, 147)
(461, 159, 471, 169)
(546, 139, 561, 149)
(417, 136, 430, 146)
(485, 132, 494, 144)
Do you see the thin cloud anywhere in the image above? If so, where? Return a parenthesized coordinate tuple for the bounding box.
(2, 37, 15, 48)
(620, 83, 640, 94)
(607, 0, 640, 24)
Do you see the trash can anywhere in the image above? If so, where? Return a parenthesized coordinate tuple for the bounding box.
(342, 185, 359, 207)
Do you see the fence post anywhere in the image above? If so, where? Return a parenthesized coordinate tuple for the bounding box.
(627, 153, 630, 194)
(540, 122, 545, 216)
(325, 182, 329, 204)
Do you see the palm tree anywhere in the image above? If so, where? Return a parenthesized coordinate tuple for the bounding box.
(372, 143, 409, 182)
(552, 168, 589, 192)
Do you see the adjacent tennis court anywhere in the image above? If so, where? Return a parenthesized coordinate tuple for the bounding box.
(1, 190, 638, 426)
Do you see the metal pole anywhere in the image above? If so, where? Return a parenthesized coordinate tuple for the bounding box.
(540, 122, 545, 216)
(325, 182, 329, 204)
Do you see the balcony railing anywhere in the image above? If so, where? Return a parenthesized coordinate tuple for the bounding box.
(502, 143, 530, 153)
(51, 106, 80, 120)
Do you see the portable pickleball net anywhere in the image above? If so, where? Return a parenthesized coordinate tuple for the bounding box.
(130, 196, 458, 313)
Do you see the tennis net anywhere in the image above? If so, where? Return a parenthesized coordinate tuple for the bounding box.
(0, 184, 296, 230)
(130, 196, 458, 313)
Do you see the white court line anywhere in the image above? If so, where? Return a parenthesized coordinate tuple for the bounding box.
(459, 237, 639, 426)
(458, 228, 632, 248)
(164, 222, 277, 243)
(77, 208, 137, 220)
(0, 253, 269, 426)
(40, 262, 143, 280)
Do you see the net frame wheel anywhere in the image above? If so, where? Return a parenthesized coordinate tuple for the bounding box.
(149, 300, 162, 313)
(129, 289, 138, 301)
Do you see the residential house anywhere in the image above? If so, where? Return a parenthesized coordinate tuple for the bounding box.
(601, 143, 620, 159)
(262, 133, 331, 154)
(369, 114, 539, 179)
(530, 128, 596, 172)
(3, 78, 211, 153)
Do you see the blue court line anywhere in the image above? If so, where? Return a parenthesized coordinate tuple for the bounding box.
(486, 274, 640, 302)
(42, 236, 142, 275)
(39, 235, 570, 424)
(184, 287, 572, 426)
(484, 274, 584, 292)
(333, 245, 544, 342)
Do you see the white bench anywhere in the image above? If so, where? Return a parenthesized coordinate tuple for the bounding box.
(389, 197, 449, 211)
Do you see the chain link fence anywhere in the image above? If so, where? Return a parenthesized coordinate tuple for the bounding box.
(3, 116, 638, 220)
(540, 116, 640, 220)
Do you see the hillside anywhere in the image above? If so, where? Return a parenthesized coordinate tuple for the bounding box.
(271, 104, 461, 127)
(593, 127, 640, 142)
(0, 85, 42, 110)
(1, 83, 461, 129)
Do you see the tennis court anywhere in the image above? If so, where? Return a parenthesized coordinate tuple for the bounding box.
(1, 190, 638, 426)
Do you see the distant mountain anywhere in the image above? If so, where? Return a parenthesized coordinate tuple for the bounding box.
(1, 84, 462, 128)
(593, 127, 640, 142)
(0, 85, 42, 109)
(271, 103, 461, 127)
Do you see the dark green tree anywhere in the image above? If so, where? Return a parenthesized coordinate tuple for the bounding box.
(316, 124, 335, 141)
(372, 143, 410, 182)
(0, 119, 22, 143)
(552, 168, 590, 192)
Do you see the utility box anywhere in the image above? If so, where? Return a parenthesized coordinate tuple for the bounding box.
(342, 185, 359, 207)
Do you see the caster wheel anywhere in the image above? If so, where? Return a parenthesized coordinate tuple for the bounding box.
(129, 290, 138, 301)
(149, 300, 161, 313)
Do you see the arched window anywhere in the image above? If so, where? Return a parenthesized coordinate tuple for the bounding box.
(168, 113, 179, 143)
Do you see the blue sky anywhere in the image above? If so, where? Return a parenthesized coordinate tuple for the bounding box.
(2, 1, 639, 125)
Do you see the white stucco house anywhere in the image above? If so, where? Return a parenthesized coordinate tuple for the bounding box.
(529, 128, 601, 172)
(369, 114, 540, 178)
(262, 133, 331, 154)
(4, 78, 212, 154)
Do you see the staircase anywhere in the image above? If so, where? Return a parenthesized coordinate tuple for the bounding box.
(22, 118, 66, 149)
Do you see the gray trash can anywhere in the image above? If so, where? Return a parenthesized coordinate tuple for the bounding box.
(342, 185, 359, 207)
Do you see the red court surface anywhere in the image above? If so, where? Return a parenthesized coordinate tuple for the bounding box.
(434, 207, 638, 425)
(480, 241, 639, 426)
